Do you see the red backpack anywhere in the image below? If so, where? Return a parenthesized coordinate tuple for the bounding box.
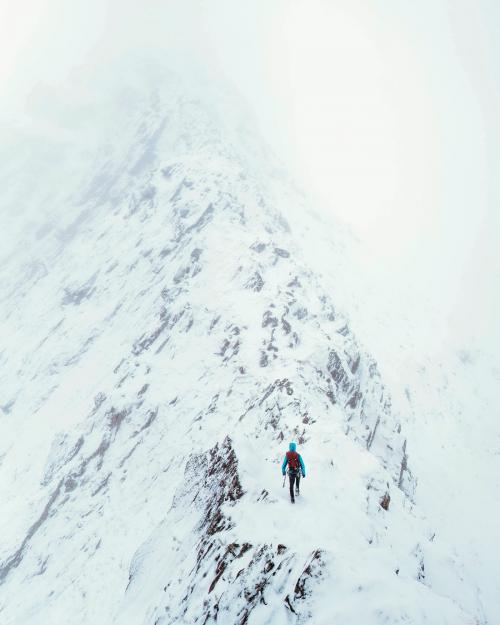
(286, 450, 300, 471)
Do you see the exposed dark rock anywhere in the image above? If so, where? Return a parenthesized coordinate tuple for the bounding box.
(176, 203, 214, 243)
(108, 408, 128, 433)
(337, 324, 349, 336)
(347, 390, 363, 410)
(262, 311, 278, 328)
(0, 478, 65, 585)
(191, 247, 202, 262)
(274, 247, 290, 258)
(134, 407, 159, 435)
(218, 339, 230, 356)
(366, 415, 380, 450)
(293, 550, 323, 599)
(289, 332, 300, 348)
(281, 317, 291, 334)
(245, 271, 264, 292)
(92, 473, 112, 496)
(133, 308, 188, 355)
(349, 353, 361, 374)
(398, 439, 411, 491)
(250, 242, 266, 253)
(380, 492, 391, 511)
(327, 351, 347, 388)
(209, 316, 221, 332)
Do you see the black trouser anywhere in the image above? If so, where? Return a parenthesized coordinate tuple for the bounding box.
(289, 471, 300, 501)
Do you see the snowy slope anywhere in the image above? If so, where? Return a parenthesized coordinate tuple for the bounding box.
(0, 71, 490, 624)
(287, 204, 500, 625)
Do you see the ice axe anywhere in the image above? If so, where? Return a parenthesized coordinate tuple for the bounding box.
(282, 473, 286, 488)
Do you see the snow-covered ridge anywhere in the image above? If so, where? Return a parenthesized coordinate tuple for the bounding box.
(0, 74, 486, 624)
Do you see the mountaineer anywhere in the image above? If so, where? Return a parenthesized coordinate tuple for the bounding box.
(282, 442, 306, 503)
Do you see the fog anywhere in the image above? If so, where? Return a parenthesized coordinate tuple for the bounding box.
(1, 0, 499, 354)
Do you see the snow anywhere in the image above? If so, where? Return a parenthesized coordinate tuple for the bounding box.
(0, 65, 498, 624)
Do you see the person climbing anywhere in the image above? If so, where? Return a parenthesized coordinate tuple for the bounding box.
(282, 442, 306, 504)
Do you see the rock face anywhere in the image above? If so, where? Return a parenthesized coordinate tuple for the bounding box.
(0, 74, 479, 624)
(123, 437, 326, 625)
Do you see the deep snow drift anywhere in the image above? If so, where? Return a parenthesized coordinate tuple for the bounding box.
(0, 69, 496, 624)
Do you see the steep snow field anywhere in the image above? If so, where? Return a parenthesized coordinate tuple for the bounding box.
(0, 69, 498, 624)
(293, 207, 500, 624)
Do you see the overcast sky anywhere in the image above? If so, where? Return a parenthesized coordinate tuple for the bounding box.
(1, 0, 499, 353)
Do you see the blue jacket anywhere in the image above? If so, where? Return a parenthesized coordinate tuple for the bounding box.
(282, 442, 306, 476)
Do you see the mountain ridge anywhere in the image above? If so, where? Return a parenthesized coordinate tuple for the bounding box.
(0, 75, 485, 624)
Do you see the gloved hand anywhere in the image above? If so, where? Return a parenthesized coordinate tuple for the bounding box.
(302, 473, 306, 478)
(282, 471, 286, 476)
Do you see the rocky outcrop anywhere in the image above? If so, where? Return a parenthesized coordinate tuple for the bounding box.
(126, 438, 326, 625)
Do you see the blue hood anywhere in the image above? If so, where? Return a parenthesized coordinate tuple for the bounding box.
(289, 442, 297, 452)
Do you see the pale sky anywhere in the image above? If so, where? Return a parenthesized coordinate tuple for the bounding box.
(1, 0, 499, 352)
